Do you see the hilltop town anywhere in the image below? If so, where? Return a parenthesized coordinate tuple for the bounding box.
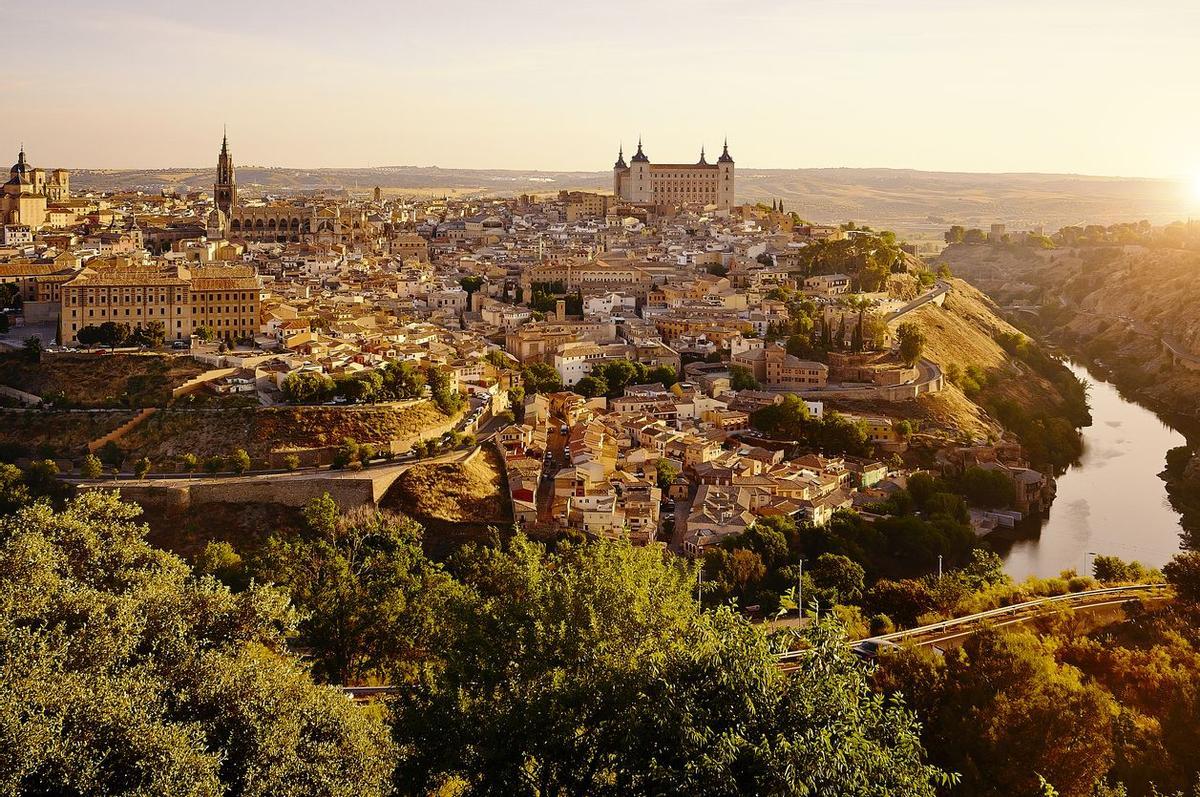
(0, 136, 1087, 568)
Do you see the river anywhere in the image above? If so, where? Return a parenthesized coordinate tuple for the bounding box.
(999, 362, 1187, 579)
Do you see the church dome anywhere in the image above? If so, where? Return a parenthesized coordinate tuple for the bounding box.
(9, 148, 31, 181)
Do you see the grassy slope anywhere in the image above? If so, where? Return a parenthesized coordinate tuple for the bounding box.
(0, 353, 204, 407)
(380, 445, 513, 557)
(0, 410, 137, 460)
(119, 401, 451, 466)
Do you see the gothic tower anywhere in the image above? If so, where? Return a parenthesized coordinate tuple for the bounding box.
(215, 129, 237, 217)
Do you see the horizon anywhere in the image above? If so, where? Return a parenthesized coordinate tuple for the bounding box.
(29, 157, 1193, 183)
(6, 0, 1199, 180)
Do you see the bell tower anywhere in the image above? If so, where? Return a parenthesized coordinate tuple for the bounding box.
(214, 128, 237, 217)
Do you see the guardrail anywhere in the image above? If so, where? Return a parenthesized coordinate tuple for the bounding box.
(777, 583, 1168, 662)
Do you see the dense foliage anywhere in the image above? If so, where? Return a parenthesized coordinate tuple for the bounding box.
(0, 492, 395, 795)
(390, 534, 947, 796)
(749, 396, 872, 456)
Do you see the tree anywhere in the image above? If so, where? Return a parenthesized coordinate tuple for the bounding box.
(331, 438, 360, 470)
(0, 463, 31, 515)
(521, 362, 563, 395)
(656, 458, 680, 491)
(203, 455, 225, 475)
(133, 457, 152, 478)
(390, 534, 947, 795)
(179, 453, 198, 473)
(459, 275, 484, 296)
(812, 552, 866, 605)
(22, 336, 42, 361)
(97, 440, 124, 467)
(1163, 551, 1200, 602)
(730, 364, 760, 391)
(876, 628, 1116, 797)
(132, 321, 165, 348)
(97, 321, 132, 348)
(76, 324, 102, 347)
(960, 466, 1016, 508)
(425, 364, 463, 415)
(1092, 555, 1149, 583)
(573, 375, 607, 398)
(897, 322, 926, 366)
(80, 454, 103, 479)
(194, 540, 246, 589)
(194, 325, 216, 343)
(282, 370, 334, 404)
(0, 492, 395, 795)
(381, 360, 426, 400)
(284, 453, 301, 471)
(230, 448, 251, 475)
(647, 365, 678, 387)
(592, 359, 647, 397)
(253, 498, 462, 684)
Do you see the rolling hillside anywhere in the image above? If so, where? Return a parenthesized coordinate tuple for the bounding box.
(71, 166, 1191, 237)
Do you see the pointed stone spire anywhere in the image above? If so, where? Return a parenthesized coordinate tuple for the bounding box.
(718, 137, 734, 164)
(698, 145, 708, 165)
(614, 142, 627, 169)
(631, 137, 649, 163)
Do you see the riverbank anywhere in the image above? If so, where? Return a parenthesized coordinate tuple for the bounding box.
(993, 361, 1187, 579)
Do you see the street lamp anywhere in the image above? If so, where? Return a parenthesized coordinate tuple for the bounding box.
(797, 558, 804, 621)
(937, 554, 943, 580)
(1084, 551, 1097, 577)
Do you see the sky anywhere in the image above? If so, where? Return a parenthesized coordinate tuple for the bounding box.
(3, 0, 1199, 178)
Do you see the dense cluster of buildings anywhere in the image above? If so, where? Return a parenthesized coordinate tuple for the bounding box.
(0, 134, 1045, 553)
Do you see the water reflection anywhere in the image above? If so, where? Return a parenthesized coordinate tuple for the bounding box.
(997, 362, 1186, 579)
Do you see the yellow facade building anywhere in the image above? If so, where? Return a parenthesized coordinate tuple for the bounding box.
(59, 261, 263, 345)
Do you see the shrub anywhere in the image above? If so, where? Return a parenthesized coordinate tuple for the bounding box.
(869, 613, 895, 636)
(230, 449, 251, 475)
(80, 454, 103, 479)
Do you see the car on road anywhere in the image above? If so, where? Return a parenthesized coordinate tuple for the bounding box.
(850, 639, 898, 661)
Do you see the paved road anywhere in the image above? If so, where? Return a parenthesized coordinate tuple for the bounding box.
(884, 280, 951, 325)
(777, 583, 1169, 670)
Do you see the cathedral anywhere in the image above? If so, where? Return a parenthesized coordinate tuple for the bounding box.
(612, 139, 734, 210)
(2, 146, 70, 228)
(208, 132, 371, 247)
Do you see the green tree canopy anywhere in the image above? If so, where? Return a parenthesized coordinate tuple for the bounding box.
(390, 534, 947, 796)
(0, 492, 395, 795)
(253, 498, 462, 684)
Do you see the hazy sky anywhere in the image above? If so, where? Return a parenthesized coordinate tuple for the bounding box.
(4, 0, 1199, 177)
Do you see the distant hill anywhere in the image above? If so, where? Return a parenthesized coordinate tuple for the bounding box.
(69, 165, 1189, 238)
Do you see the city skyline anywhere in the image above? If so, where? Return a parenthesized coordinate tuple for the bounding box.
(6, 0, 1200, 179)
